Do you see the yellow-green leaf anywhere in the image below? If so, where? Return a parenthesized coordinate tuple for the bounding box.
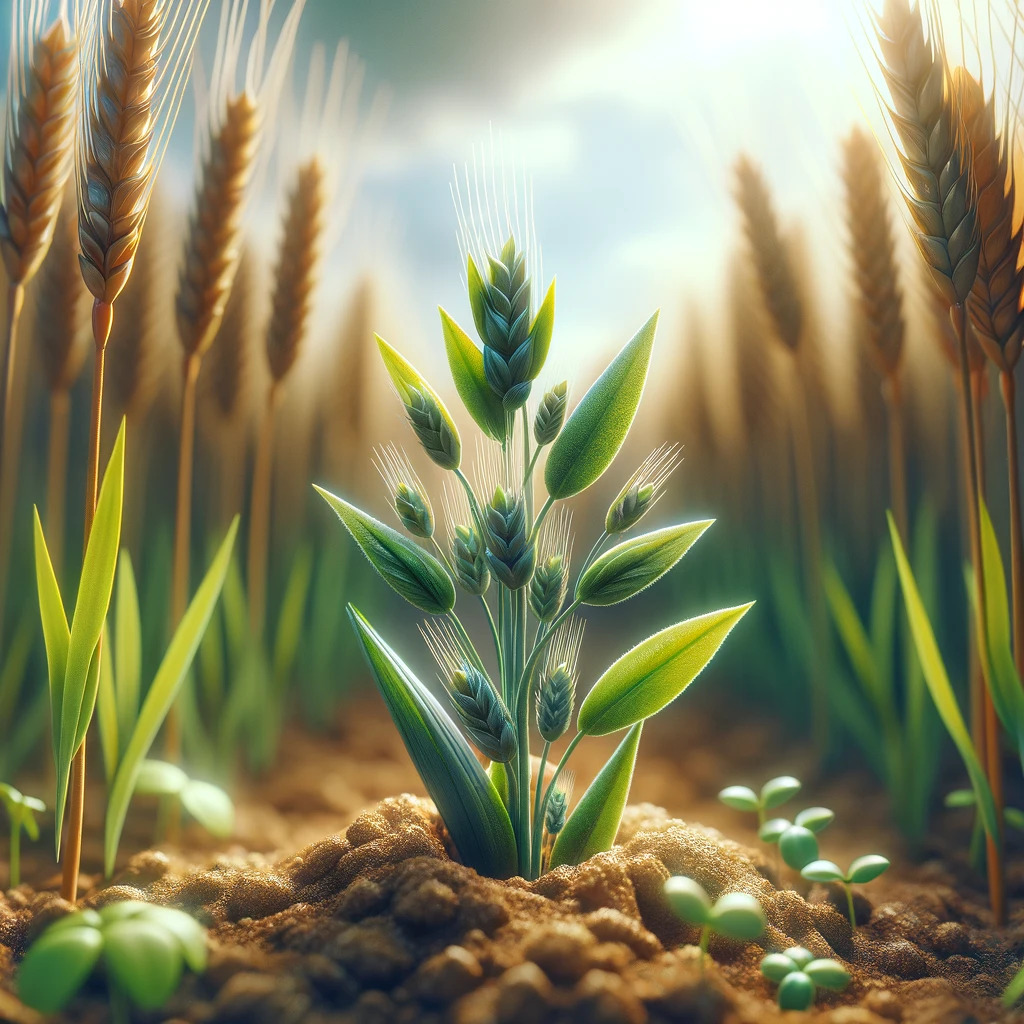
(97, 627, 118, 784)
(114, 550, 141, 749)
(526, 279, 555, 380)
(32, 507, 69, 767)
(440, 307, 506, 441)
(577, 603, 752, 736)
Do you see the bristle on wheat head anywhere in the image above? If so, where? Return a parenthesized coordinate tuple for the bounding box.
(176, 91, 260, 357)
(1, 14, 78, 286)
(841, 126, 906, 379)
(733, 155, 803, 352)
(266, 158, 325, 384)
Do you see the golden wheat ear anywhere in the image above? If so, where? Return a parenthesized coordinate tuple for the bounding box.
(1, 0, 79, 286)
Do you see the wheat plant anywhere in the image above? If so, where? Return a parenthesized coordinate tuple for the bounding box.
(315, 176, 750, 879)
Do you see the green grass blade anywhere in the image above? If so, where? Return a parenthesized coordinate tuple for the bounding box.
(97, 626, 118, 784)
(1005, 961, 1024, 1007)
(545, 311, 658, 499)
(526, 279, 555, 379)
(273, 544, 313, 688)
(348, 605, 517, 878)
(114, 550, 141, 749)
(439, 307, 506, 441)
(577, 603, 752, 736)
(887, 513, 998, 841)
(550, 723, 642, 868)
(104, 518, 238, 877)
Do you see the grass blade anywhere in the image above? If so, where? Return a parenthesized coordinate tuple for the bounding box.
(97, 626, 118, 784)
(114, 550, 141, 749)
(550, 723, 642, 868)
(348, 605, 517, 878)
(104, 518, 238, 876)
(273, 544, 313, 689)
(440, 307, 506, 441)
(32, 507, 69, 767)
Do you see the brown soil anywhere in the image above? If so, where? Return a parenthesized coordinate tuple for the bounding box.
(1, 701, 1022, 1024)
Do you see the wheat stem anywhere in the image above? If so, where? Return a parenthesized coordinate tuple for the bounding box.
(999, 371, 1024, 683)
(45, 390, 71, 581)
(248, 382, 278, 640)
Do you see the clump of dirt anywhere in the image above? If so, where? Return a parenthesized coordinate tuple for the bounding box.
(1, 796, 1021, 1024)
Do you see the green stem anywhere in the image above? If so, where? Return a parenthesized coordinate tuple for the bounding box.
(517, 598, 582, 705)
(9, 824, 19, 888)
(531, 740, 551, 876)
(535, 730, 584, 859)
(522, 406, 534, 519)
(844, 882, 856, 930)
(532, 495, 554, 540)
(431, 537, 455, 577)
(479, 595, 503, 682)
(523, 446, 542, 487)
(447, 612, 487, 675)
(456, 468, 486, 538)
(576, 531, 609, 586)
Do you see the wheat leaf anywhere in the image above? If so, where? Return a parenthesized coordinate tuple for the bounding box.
(348, 605, 517, 878)
(97, 626, 118, 783)
(550, 722, 642, 868)
(114, 550, 141, 749)
(440, 307, 506, 441)
(576, 521, 712, 606)
(104, 518, 238, 877)
(544, 311, 658, 499)
(577, 604, 753, 736)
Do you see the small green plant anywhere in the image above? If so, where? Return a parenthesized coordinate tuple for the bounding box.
(801, 855, 890, 928)
(1006, 961, 1024, 1008)
(316, 198, 751, 880)
(133, 760, 234, 839)
(664, 876, 766, 971)
(18, 902, 206, 1023)
(759, 806, 834, 871)
(0, 783, 45, 888)
(718, 775, 802, 829)
(760, 947, 850, 1010)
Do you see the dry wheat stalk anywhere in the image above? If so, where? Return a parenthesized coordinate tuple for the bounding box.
(207, 244, 256, 425)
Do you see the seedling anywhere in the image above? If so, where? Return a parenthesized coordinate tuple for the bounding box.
(664, 876, 766, 971)
(759, 807, 834, 871)
(18, 901, 206, 1023)
(761, 947, 851, 1010)
(718, 776, 802, 828)
(316, 195, 751, 880)
(0, 783, 45, 887)
(801, 855, 890, 928)
(133, 760, 234, 839)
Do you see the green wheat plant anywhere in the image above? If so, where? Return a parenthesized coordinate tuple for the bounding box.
(718, 775, 802, 829)
(801, 855, 889, 929)
(0, 783, 45, 887)
(760, 947, 850, 1010)
(315, 195, 751, 879)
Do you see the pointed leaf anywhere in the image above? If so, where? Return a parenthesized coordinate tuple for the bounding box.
(181, 780, 234, 837)
(315, 487, 455, 614)
(114, 550, 141, 748)
(888, 513, 999, 841)
(104, 519, 238, 877)
(576, 521, 713, 606)
(97, 626, 118, 783)
(466, 255, 489, 342)
(440, 307, 506, 441)
(18, 924, 103, 1013)
(526, 279, 555, 379)
(550, 723, 642, 868)
(33, 507, 69, 766)
(545, 311, 658, 499)
(577, 604, 752, 736)
(348, 606, 516, 878)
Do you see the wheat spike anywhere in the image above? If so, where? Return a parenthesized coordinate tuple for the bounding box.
(1, 2, 78, 286)
(841, 127, 906, 379)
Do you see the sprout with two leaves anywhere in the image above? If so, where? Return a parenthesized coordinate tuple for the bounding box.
(761, 947, 851, 1010)
(801, 855, 890, 928)
(664, 876, 766, 971)
(760, 806, 835, 871)
(718, 775, 802, 832)
(133, 760, 234, 839)
(0, 783, 45, 888)
(18, 902, 206, 1023)
(313, 186, 751, 879)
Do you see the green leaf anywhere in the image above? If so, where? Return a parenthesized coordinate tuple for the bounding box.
(794, 807, 834, 833)
(663, 876, 711, 925)
(800, 859, 844, 883)
(103, 918, 184, 1010)
(466, 255, 489, 342)
(888, 513, 1000, 841)
(577, 604, 752, 736)
(761, 953, 797, 982)
(273, 545, 313, 687)
(32, 507, 69, 769)
(439, 307, 506, 441)
(104, 519, 238, 877)
(135, 759, 188, 796)
(778, 971, 815, 1011)
(526, 279, 555, 379)
(804, 959, 851, 991)
(315, 487, 455, 615)
(708, 893, 766, 940)
(97, 627, 118, 783)
(944, 788, 976, 808)
(718, 785, 758, 812)
(760, 775, 801, 809)
(114, 550, 141, 749)
(550, 723, 643, 869)
(18, 923, 103, 1013)
(1003, 961, 1024, 1007)
(56, 421, 126, 848)
(758, 817, 790, 843)
(779, 825, 819, 870)
(576, 521, 713, 606)
(137, 905, 207, 974)
(1006, 807, 1024, 831)
(847, 854, 889, 884)
(348, 606, 516, 878)
(181, 780, 234, 838)
(545, 311, 659, 499)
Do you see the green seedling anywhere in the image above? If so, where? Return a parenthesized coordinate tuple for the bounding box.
(1006, 961, 1024, 1008)
(18, 902, 206, 1023)
(759, 807, 834, 871)
(801, 855, 889, 928)
(134, 760, 234, 839)
(315, 199, 751, 880)
(761, 947, 850, 1010)
(664, 876, 766, 972)
(718, 776, 802, 828)
(0, 783, 45, 887)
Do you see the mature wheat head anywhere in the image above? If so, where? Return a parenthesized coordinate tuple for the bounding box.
(873, 0, 979, 306)
(733, 155, 803, 351)
(1, 5, 78, 286)
(841, 127, 906, 379)
(266, 159, 325, 384)
(36, 191, 89, 392)
(953, 70, 1024, 372)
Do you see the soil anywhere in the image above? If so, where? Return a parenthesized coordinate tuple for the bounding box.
(1, 699, 1022, 1024)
